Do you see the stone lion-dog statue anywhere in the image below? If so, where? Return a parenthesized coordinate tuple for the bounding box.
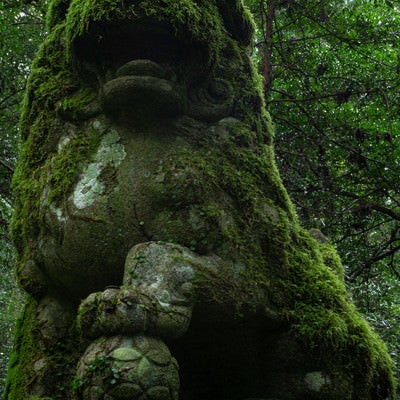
(6, 0, 395, 399)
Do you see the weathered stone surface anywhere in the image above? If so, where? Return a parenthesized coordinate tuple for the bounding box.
(76, 335, 179, 400)
(5, 0, 395, 399)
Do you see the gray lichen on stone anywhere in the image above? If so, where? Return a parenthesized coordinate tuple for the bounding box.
(72, 129, 126, 209)
(304, 371, 330, 392)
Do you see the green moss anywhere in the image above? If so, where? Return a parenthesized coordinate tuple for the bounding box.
(5, 297, 81, 400)
(46, 0, 69, 30)
(33, 70, 76, 110)
(10, 19, 99, 254)
(56, 87, 97, 119)
(11, 21, 80, 253)
(5, 298, 42, 400)
(11, 122, 101, 255)
(318, 241, 345, 279)
(216, 0, 255, 45)
(281, 230, 396, 398)
(348, 315, 395, 399)
(66, 0, 136, 36)
(164, 134, 294, 266)
(48, 128, 102, 204)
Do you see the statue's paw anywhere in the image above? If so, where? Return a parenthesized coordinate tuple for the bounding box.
(78, 288, 147, 338)
(76, 335, 179, 400)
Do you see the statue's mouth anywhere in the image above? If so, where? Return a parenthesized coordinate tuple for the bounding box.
(73, 20, 208, 121)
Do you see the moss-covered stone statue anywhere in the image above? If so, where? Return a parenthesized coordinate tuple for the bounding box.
(5, 0, 396, 399)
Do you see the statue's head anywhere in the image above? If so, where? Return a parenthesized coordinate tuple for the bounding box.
(20, 0, 259, 125)
(12, 0, 293, 301)
(51, 0, 258, 123)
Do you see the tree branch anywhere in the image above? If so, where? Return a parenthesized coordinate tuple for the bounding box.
(0, 160, 15, 173)
(262, 0, 275, 102)
(337, 190, 400, 222)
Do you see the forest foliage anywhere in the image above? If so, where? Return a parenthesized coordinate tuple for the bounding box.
(0, 0, 399, 396)
(247, 0, 400, 376)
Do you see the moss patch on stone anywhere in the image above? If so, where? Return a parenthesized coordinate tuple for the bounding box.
(5, 298, 41, 400)
(282, 230, 395, 398)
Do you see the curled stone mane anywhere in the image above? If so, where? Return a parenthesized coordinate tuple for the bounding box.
(5, 1, 395, 399)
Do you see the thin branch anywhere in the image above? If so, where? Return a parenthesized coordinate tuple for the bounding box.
(336, 190, 400, 222)
(262, 0, 275, 101)
(0, 160, 14, 173)
(0, 231, 11, 243)
(366, 244, 400, 267)
(0, 88, 25, 108)
(11, 20, 43, 26)
(270, 87, 381, 104)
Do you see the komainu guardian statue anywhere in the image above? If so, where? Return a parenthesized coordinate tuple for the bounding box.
(6, 0, 395, 399)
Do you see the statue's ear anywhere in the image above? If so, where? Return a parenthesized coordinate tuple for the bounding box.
(46, 0, 70, 30)
(217, 0, 255, 46)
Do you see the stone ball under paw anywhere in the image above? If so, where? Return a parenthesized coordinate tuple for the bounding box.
(77, 335, 179, 400)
